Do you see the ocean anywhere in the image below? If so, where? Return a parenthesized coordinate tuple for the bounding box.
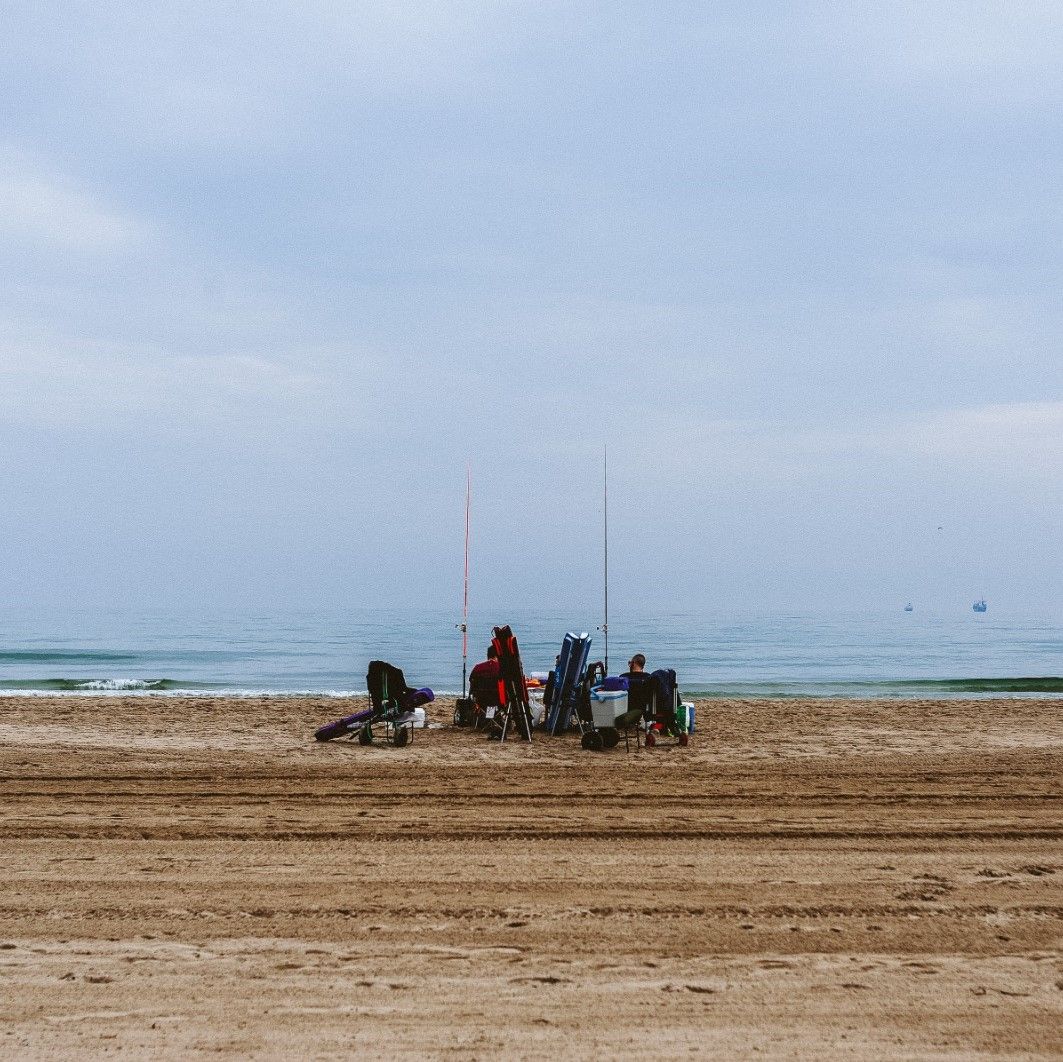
(0, 606, 1061, 698)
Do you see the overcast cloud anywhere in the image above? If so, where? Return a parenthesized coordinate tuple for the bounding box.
(1, 2, 1060, 614)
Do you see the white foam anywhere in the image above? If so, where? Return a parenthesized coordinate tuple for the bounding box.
(0, 687, 464, 698)
(76, 678, 163, 691)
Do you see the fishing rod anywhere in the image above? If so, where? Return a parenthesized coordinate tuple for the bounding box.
(603, 446, 609, 674)
(459, 467, 470, 697)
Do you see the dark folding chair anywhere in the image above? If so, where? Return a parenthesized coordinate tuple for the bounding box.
(615, 673, 657, 751)
(643, 668, 689, 748)
(363, 660, 419, 748)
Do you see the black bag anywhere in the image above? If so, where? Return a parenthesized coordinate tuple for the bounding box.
(453, 697, 476, 727)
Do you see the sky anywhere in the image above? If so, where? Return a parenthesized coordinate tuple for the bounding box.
(1, 1, 1061, 616)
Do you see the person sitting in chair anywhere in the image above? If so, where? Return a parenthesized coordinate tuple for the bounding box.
(623, 653, 648, 679)
(622, 653, 656, 722)
(623, 653, 655, 692)
(469, 644, 501, 728)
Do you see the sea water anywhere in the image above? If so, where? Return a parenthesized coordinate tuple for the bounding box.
(0, 606, 1061, 698)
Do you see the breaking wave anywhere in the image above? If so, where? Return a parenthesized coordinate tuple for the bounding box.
(0, 679, 375, 697)
(0, 678, 198, 693)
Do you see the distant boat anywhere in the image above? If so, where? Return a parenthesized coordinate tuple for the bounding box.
(973, 599, 987, 613)
(904, 603, 913, 612)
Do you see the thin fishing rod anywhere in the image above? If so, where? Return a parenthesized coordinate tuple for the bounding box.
(461, 466, 470, 698)
(603, 446, 609, 674)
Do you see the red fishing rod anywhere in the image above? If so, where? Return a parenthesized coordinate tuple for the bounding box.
(460, 467, 470, 697)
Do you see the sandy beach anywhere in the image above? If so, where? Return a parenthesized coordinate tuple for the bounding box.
(0, 694, 1060, 1059)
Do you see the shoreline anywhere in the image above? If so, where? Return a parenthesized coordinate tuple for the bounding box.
(3, 684, 1063, 699)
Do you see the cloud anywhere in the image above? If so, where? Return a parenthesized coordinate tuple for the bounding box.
(4, 1, 572, 150)
(764, 2, 1063, 98)
(797, 400, 1063, 472)
(624, 400, 1063, 498)
(858, 1, 1063, 81)
(1, 2, 1061, 609)
(0, 148, 144, 250)
(0, 341, 326, 426)
(909, 401, 1063, 468)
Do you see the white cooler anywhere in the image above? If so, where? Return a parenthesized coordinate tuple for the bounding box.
(589, 687, 628, 728)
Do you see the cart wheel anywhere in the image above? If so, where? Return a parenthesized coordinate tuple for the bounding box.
(581, 731, 604, 751)
(601, 728, 620, 749)
(357, 726, 373, 746)
(645, 730, 656, 748)
(678, 732, 689, 748)
(393, 726, 410, 748)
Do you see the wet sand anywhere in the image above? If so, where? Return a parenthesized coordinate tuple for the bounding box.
(0, 695, 1061, 1059)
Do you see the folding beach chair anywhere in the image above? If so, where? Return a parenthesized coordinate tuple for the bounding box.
(488, 625, 533, 742)
(643, 668, 690, 748)
(464, 656, 501, 730)
(544, 632, 592, 735)
(616, 672, 654, 751)
(314, 661, 433, 748)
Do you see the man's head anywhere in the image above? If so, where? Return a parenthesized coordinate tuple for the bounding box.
(628, 653, 646, 673)
(487, 644, 497, 660)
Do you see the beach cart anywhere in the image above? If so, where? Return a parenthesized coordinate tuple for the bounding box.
(580, 670, 691, 751)
(314, 661, 432, 748)
(580, 676, 645, 751)
(642, 669, 690, 748)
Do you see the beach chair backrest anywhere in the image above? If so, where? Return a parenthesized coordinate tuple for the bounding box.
(650, 668, 679, 717)
(491, 625, 528, 708)
(557, 633, 591, 691)
(626, 672, 657, 717)
(470, 661, 501, 708)
(366, 660, 409, 711)
(546, 633, 592, 734)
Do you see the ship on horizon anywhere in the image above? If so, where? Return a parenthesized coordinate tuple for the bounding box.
(973, 599, 988, 613)
(904, 602, 914, 612)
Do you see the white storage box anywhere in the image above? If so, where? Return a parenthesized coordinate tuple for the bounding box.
(589, 687, 628, 728)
